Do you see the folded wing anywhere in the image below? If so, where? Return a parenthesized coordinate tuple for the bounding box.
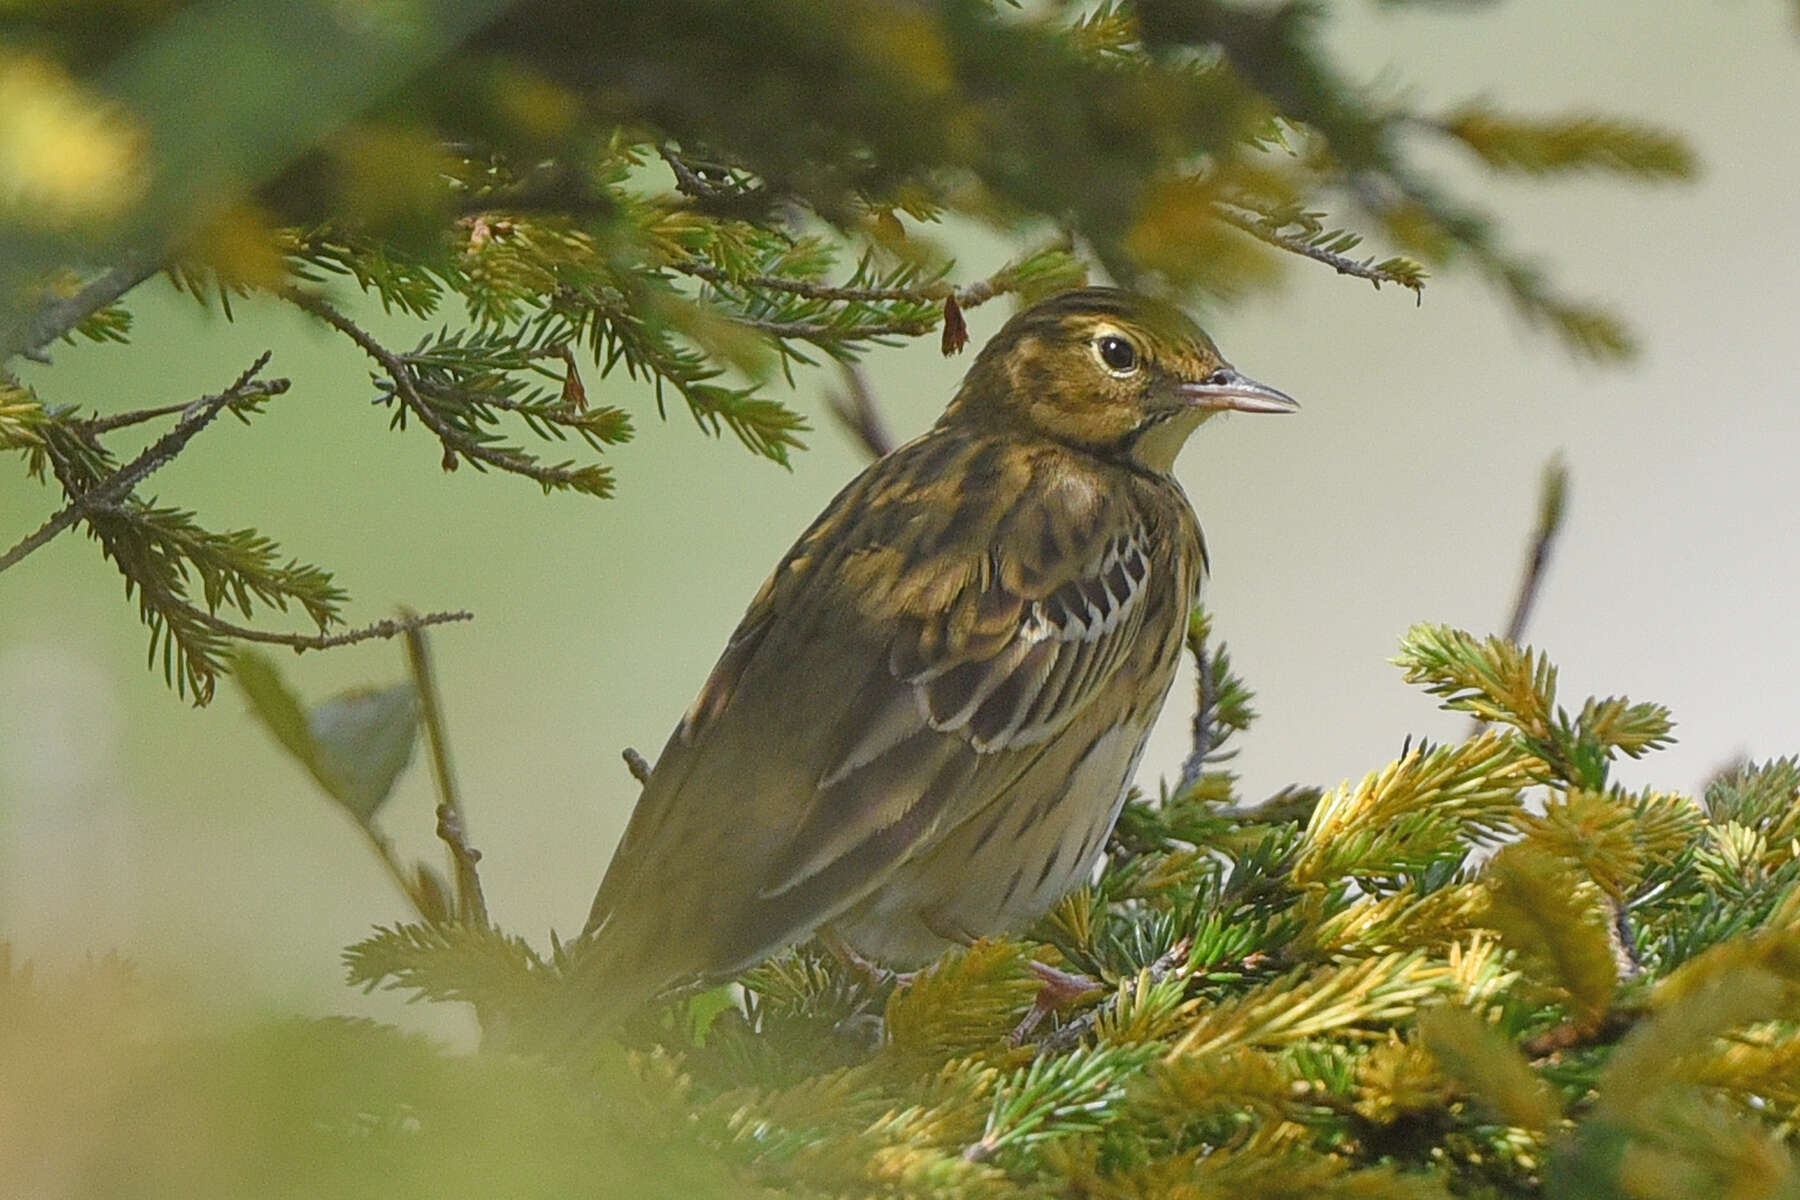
(581, 435, 1167, 1001)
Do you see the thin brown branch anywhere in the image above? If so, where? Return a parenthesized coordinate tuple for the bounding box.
(0, 353, 288, 575)
(823, 363, 896, 461)
(1503, 455, 1569, 646)
(1178, 630, 1218, 795)
(656, 144, 774, 218)
(79, 382, 284, 435)
(1469, 456, 1568, 737)
(0, 506, 85, 576)
(735, 315, 938, 341)
(192, 605, 473, 652)
(406, 618, 488, 927)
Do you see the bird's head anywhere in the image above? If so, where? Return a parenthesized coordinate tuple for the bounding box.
(943, 287, 1298, 473)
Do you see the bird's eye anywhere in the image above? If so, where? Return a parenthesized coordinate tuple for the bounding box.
(1097, 335, 1139, 374)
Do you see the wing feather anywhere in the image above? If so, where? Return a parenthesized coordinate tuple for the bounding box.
(583, 431, 1181, 993)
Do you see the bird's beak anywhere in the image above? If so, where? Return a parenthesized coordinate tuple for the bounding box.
(1177, 368, 1300, 414)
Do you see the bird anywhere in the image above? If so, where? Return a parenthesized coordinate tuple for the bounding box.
(578, 286, 1297, 1024)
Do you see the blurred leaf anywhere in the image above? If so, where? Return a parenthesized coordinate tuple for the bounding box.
(234, 649, 418, 823)
(232, 648, 317, 775)
(307, 682, 419, 822)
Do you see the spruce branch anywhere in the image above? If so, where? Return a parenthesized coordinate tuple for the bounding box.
(1037, 939, 1196, 1055)
(1167, 952, 1452, 1060)
(344, 921, 559, 1009)
(4, 353, 471, 697)
(734, 314, 939, 343)
(1212, 202, 1427, 293)
(283, 286, 618, 495)
(963, 1043, 1159, 1163)
(0, 354, 288, 576)
(675, 258, 954, 307)
(1291, 732, 1533, 887)
(672, 247, 1046, 315)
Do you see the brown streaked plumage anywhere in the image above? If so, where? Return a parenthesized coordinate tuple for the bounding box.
(580, 286, 1297, 1021)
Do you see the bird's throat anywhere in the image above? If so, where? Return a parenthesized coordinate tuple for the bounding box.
(1125, 408, 1209, 474)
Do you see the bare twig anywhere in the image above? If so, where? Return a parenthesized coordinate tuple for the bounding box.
(80, 383, 282, 435)
(1468, 456, 1568, 737)
(735, 315, 939, 342)
(193, 605, 473, 652)
(824, 363, 897, 460)
(435, 804, 488, 926)
(1177, 635, 1218, 796)
(405, 619, 488, 927)
(1502, 455, 1569, 646)
(0, 353, 288, 575)
(0, 502, 91, 577)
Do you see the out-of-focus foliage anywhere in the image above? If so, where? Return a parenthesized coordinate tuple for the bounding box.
(0, 950, 748, 1199)
(0, 0, 1694, 699)
(55, 617, 1771, 1198)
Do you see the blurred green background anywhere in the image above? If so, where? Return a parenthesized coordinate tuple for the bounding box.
(3, 0, 1799, 1042)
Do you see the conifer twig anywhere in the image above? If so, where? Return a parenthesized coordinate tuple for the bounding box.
(674, 258, 1015, 313)
(281, 287, 605, 491)
(676, 259, 940, 306)
(735, 315, 938, 342)
(1211, 203, 1424, 292)
(657, 144, 773, 216)
(0, 354, 288, 575)
(77, 387, 280, 435)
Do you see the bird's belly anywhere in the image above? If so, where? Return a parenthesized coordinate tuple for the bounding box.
(831, 720, 1150, 965)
